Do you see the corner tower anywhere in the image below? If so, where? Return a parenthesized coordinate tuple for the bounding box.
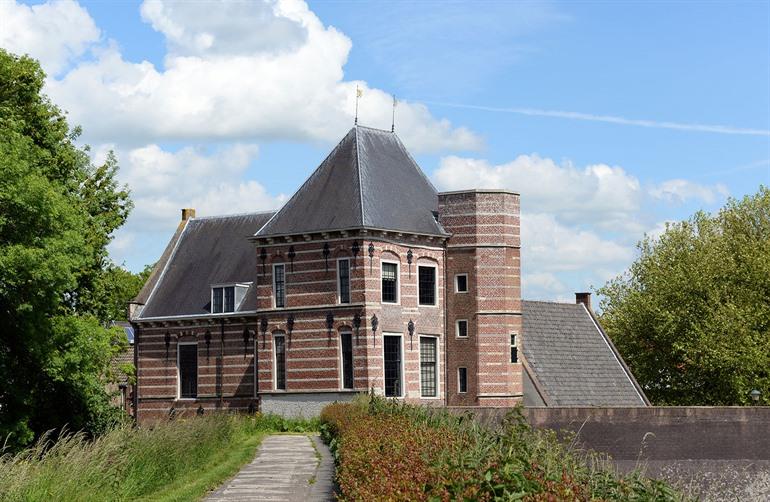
(439, 189, 522, 406)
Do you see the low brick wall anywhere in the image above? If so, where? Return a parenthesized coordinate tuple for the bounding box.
(447, 406, 770, 500)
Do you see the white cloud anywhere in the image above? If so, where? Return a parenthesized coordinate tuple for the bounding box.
(522, 213, 634, 273)
(100, 142, 286, 232)
(434, 154, 642, 229)
(649, 179, 729, 204)
(34, 0, 480, 153)
(0, 0, 100, 74)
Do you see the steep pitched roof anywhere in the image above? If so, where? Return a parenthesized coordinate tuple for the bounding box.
(522, 300, 648, 406)
(138, 212, 274, 319)
(256, 126, 447, 238)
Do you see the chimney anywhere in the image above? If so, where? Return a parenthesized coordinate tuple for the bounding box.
(575, 292, 592, 310)
(181, 208, 196, 221)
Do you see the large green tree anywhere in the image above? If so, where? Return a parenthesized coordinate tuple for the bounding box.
(599, 187, 770, 405)
(0, 49, 134, 449)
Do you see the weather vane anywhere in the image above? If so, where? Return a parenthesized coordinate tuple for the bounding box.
(391, 94, 397, 132)
(354, 85, 362, 125)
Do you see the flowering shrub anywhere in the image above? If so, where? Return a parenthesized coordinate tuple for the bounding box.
(320, 395, 684, 501)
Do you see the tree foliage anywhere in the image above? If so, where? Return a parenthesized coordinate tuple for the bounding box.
(0, 49, 136, 449)
(599, 187, 770, 405)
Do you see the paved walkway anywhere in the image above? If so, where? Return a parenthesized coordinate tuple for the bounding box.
(206, 434, 335, 502)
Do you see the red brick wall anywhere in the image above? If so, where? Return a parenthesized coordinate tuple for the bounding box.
(440, 190, 523, 407)
(135, 322, 257, 422)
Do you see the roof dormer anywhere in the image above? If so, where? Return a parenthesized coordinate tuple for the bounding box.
(211, 283, 251, 314)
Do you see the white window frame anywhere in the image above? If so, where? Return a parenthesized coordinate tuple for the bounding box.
(510, 332, 519, 363)
(177, 341, 198, 400)
(273, 332, 287, 391)
(382, 333, 405, 397)
(336, 257, 351, 304)
(454, 273, 469, 293)
(417, 263, 439, 307)
(211, 282, 251, 314)
(456, 319, 469, 338)
(272, 263, 286, 309)
(458, 367, 468, 394)
(418, 335, 440, 399)
(380, 259, 400, 305)
(338, 329, 354, 390)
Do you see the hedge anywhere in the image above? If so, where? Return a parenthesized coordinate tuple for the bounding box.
(320, 394, 685, 501)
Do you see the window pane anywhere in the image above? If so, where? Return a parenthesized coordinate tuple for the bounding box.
(274, 265, 286, 308)
(338, 259, 350, 304)
(341, 332, 353, 389)
(383, 336, 401, 396)
(382, 263, 397, 303)
(418, 266, 436, 305)
(212, 287, 223, 313)
(458, 367, 467, 393)
(275, 335, 286, 390)
(420, 337, 437, 397)
(456, 274, 468, 292)
(457, 320, 468, 338)
(179, 344, 198, 398)
(224, 286, 235, 312)
(510, 334, 518, 362)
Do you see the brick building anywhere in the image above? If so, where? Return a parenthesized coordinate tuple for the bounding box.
(129, 126, 646, 421)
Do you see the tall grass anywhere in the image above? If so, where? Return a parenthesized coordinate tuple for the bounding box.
(0, 413, 318, 502)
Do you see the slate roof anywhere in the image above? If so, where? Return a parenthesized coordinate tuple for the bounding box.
(522, 300, 648, 406)
(139, 212, 274, 319)
(256, 126, 447, 238)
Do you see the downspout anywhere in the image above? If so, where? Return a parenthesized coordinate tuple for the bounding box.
(133, 324, 140, 423)
(219, 319, 225, 404)
(254, 321, 259, 409)
(443, 243, 449, 405)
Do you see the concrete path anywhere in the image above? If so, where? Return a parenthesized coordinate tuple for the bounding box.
(206, 434, 335, 502)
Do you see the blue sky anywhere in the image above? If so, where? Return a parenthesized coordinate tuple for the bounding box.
(2, 0, 768, 301)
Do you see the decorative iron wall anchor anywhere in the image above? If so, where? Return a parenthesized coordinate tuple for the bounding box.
(323, 242, 330, 272)
(288, 246, 296, 272)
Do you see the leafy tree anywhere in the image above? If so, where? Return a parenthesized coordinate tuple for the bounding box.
(0, 49, 133, 449)
(599, 187, 770, 405)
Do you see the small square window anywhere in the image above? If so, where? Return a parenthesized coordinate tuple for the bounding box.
(456, 320, 468, 338)
(212, 286, 236, 314)
(455, 274, 468, 293)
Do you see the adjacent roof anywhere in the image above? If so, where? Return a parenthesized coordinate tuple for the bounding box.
(139, 212, 274, 319)
(256, 126, 447, 238)
(522, 300, 648, 406)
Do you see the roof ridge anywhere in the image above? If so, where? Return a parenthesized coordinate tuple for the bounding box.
(193, 210, 277, 221)
(523, 299, 579, 306)
(355, 124, 393, 134)
(354, 126, 366, 227)
(255, 127, 358, 236)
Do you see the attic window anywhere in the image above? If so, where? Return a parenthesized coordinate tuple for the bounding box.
(212, 284, 250, 314)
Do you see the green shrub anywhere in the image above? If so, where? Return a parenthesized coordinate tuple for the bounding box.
(320, 396, 686, 501)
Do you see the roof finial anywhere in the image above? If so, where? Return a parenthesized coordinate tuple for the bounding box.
(354, 85, 362, 125)
(391, 94, 397, 133)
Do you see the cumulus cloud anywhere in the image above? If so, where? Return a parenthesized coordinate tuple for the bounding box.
(649, 179, 729, 204)
(96, 142, 286, 232)
(0, 0, 100, 74)
(522, 213, 635, 273)
(434, 154, 643, 230)
(26, 0, 480, 152)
